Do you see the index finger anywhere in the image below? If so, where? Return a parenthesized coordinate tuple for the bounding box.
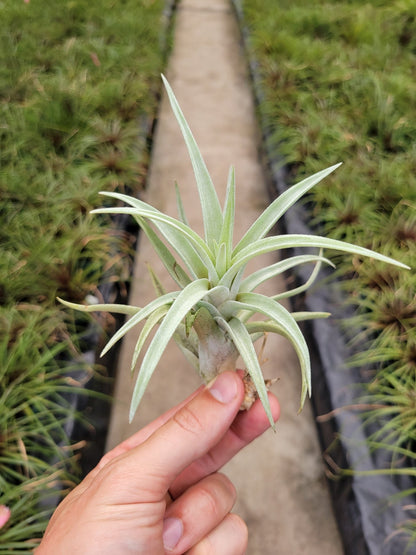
(97, 372, 245, 504)
(95, 386, 203, 471)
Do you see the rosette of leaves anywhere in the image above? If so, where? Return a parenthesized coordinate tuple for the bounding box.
(59, 76, 409, 428)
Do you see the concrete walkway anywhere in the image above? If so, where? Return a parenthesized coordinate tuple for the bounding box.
(106, 1, 343, 552)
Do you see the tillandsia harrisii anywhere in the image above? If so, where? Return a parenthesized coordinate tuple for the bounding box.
(59, 76, 410, 428)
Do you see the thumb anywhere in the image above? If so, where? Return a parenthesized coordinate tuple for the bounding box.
(100, 372, 244, 504)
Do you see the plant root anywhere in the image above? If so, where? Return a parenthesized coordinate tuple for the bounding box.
(240, 370, 278, 411)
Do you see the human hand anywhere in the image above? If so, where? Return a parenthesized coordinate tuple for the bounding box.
(36, 371, 280, 554)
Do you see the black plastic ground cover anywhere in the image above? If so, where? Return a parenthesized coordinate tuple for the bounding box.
(61, 0, 179, 477)
(231, 1, 415, 554)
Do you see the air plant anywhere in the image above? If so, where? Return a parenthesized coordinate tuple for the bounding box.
(59, 76, 409, 428)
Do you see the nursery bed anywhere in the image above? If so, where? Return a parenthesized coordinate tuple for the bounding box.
(0, 0, 176, 550)
(232, 0, 416, 553)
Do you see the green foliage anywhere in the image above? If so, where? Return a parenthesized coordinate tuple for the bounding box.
(240, 0, 416, 542)
(0, 0, 168, 549)
(0, 308, 85, 551)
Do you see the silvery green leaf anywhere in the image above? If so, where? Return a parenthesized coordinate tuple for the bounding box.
(291, 312, 331, 321)
(223, 233, 410, 286)
(216, 316, 275, 429)
(224, 292, 311, 408)
(195, 299, 223, 320)
(272, 251, 333, 300)
(57, 297, 140, 316)
(207, 285, 230, 307)
(175, 182, 189, 225)
(240, 235, 410, 269)
(234, 163, 342, 254)
(129, 278, 210, 421)
(245, 320, 282, 335)
(131, 305, 170, 373)
(215, 242, 228, 277)
(245, 318, 312, 410)
(136, 216, 191, 287)
(147, 263, 168, 297)
(174, 320, 199, 358)
(230, 266, 246, 299)
(101, 291, 179, 357)
(174, 338, 200, 371)
(219, 166, 235, 266)
(249, 331, 265, 344)
(239, 254, 333, 294)
(162, 74, 223, 250)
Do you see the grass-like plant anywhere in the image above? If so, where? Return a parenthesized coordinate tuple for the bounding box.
(60, 76, 409, 428)
(0, 308, 86, 552)
(236, 0, 416, 545)
(1, 1, 169, 548)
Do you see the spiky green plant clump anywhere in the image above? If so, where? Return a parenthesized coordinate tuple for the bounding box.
(60, 76, 409, 428)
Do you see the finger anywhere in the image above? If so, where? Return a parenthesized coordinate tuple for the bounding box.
(97, 372, 245, 504)
(79, 387, 203, 493)
(162, 473, 236, 554)
(97, 369, 256, 470)
(186, 513, 248, 555)
(94, 386, 203, 473)
(170, 392, 280, 497)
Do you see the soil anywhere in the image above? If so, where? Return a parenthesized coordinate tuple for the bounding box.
(105, 1, 343, 552)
